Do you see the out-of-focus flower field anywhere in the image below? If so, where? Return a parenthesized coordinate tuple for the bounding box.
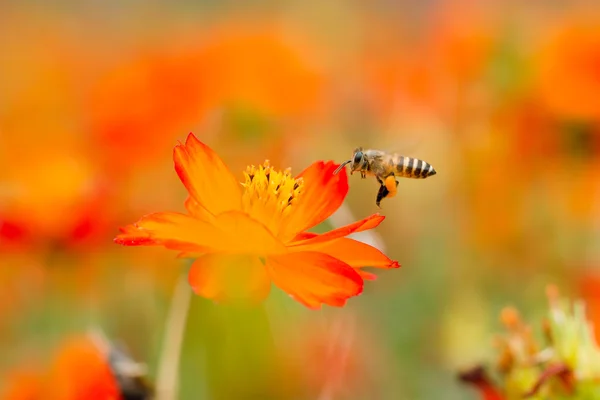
(2, 1, 600, 399)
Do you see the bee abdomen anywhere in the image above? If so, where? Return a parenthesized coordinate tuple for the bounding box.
(396, 157, 436, 179)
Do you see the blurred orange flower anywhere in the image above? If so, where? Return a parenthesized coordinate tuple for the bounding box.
(45, 336, 122, 400)
(86, 51, 206, 173)
(360, 28, 438, 119)
(536, 16, 600, 121)
(0, 142, 112, 253)
(115, 133, 398, 309)
(86, 22, 324, 174)
(0, 22, 114, 252)
(1, 336, 121, 400)
(427, 0, 498, 82)
(193, 22, 324, 118)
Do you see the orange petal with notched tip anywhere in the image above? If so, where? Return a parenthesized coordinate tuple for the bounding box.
(279, 161, 348, 242)
(114, 211, 288, 255)
(292, 237, 399, 269)
(173, 133, 242, 216)
(188, 254, 270, 303)
(266, 251, 363, 309)
(289, 214, 385, 247)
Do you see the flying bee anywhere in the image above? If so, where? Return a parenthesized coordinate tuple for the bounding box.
(334, 147, 437, 208)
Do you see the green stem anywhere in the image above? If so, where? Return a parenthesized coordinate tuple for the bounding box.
(154, 271, 192, 400)
(181, 298, 280, 400)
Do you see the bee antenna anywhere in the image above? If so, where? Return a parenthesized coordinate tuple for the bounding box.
(333, 160, 352, 175)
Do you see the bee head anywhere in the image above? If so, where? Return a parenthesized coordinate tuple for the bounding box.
(352, 150, 363, 165)
(350, 147, 365, 173)
(333, 147, 365, 175)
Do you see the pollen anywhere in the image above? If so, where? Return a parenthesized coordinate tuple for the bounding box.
(241, 160, 304, 235)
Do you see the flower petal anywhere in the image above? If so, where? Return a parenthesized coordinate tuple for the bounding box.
(292, 237, 399, 269)
(215, 211, 288, 254)
(188, 254, 270, 303)
(184, 196, 215, 222)
(289, 214, 385, 247)
(356, 270, 378, 281)
(114, 212, 214, 252)
(114, 211, 287, 255)
(292, 232, 318, 241)
(266, 251, 363, 309)
(173, 133, 242, 215)
(279, 161, 348, 242)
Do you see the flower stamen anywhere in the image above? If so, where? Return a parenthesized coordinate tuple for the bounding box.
(241, 160, 304, 235)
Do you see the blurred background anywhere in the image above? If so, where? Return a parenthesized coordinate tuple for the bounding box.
(2, 0, 600, 398)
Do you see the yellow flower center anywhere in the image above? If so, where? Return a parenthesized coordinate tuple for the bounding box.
(241, 160, 304, 236)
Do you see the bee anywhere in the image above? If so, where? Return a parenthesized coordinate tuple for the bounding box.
(334, 147, 437, 208)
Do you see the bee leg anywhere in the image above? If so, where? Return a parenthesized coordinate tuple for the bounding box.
(361, 171, 366, 179)
(375, 184, 389, 208)
(384, 175, 399, 199)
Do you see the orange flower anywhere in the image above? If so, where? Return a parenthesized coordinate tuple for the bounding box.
(115, 133, 398, 308)
(45, 336, 122, 400)
(0, 142, 113, 252)
(85, 51, 207, 173)
(535, 15, 600, 121)
(85, 22, 324, 175)
(1, 334, 152, 400)
(192, 21, 324, 118)
(0, 337, 121, 400)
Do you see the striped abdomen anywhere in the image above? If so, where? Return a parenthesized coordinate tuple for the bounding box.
(395, 156, 437, 179)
